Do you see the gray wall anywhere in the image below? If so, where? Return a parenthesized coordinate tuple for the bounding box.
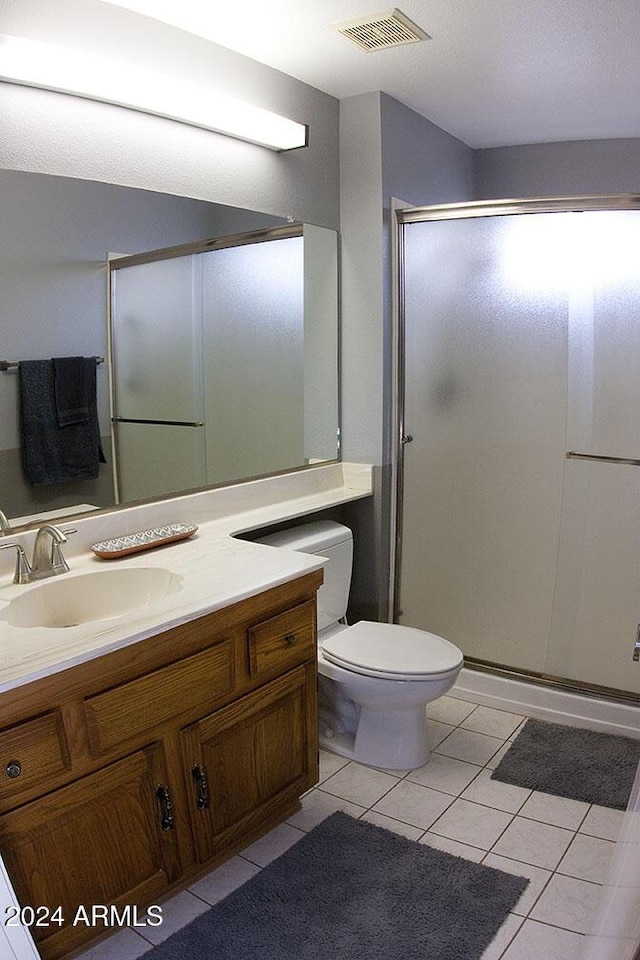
(381, 94, 475, 209)
(474, 138, 640, 199)
(339, 93, 385, 467)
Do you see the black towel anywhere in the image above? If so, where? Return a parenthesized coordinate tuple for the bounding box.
(53, 356, 89, 426)
(19, 358, 107, 485)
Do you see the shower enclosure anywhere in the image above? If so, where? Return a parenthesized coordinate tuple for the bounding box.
(396, 197, 640, 700)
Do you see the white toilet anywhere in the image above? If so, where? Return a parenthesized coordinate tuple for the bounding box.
(257, 520, 463, 770)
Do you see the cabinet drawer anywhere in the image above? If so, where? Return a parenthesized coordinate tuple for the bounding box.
(0, 712, 69, 801)
(84, 640, 234, 756)
(248, 600, 315, 679)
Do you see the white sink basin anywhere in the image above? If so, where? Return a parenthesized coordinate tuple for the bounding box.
(5, 567, 183, 628)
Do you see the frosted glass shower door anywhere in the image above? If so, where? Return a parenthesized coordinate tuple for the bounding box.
(201, 237, 304, 485)
(546, 211, 640, 693)
(400, 215, 568, 673)
(111, 255, 205, 502)
(399, 209, 640, 696)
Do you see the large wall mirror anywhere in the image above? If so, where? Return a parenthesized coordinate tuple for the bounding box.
(0, 169, 340, 531)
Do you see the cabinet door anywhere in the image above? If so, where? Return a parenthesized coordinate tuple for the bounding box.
(181, 663, 318, 863)
(0, 745, 181, 960)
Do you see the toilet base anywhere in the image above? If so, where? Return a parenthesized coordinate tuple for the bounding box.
(317, 664, 462, 770)
(318, 729, 357, 762)
(356, 704, 431, 769)
(319, 705, 431, 770)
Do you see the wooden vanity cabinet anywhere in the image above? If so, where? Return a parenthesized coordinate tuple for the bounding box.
(181, 662, 316, 864)
(0, 570, 321, 960)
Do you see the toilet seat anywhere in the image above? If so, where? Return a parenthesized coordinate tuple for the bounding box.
(320, 621, 463, 681)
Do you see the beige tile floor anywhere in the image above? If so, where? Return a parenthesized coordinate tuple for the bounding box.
(77, 695, 625, 960)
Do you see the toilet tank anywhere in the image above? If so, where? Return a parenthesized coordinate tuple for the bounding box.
(255, 521, 353, 631)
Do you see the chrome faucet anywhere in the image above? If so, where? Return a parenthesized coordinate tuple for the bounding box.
(0, 511, 10, 534)
(0, 524, 76, 584)
(31, 525, 74, 580)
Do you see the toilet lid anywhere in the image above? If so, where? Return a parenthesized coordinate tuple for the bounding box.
(320, 621, 463, 680)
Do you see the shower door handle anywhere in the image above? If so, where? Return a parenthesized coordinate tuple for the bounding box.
(566, 451, 640, 467)
(113, 417, 204, 428)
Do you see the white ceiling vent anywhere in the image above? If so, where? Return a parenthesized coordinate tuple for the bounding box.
(332, 8, 430, 52)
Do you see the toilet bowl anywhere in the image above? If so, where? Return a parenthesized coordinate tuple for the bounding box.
(256, 521, 463, 769)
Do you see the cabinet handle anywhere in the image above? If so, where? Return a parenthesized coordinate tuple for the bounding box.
(284, 633, 298, 647)
(155, 784, 174, 831)
(5, 760, 22, 779)
(192, 764, 210, 810)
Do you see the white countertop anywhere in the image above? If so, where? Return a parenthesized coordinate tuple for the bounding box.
(0, 531, 324, 693)
(0, 462, 373, 693)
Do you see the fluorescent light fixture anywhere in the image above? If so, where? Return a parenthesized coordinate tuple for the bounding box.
(0, 34, 308, 150)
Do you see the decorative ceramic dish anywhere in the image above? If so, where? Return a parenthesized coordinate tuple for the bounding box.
(91, 523, 198, 559)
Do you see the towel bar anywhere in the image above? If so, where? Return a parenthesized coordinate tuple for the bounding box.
(0, 357, 105, 371)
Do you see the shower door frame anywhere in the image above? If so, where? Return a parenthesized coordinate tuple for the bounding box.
(392, 193, 640, 703)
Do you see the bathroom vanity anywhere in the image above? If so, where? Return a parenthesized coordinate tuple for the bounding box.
(0, 569, 321, 959)
(0, 462, 373, 959)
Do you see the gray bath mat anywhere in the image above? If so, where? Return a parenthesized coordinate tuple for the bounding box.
(143, 812, 528, 960)
(491, 718, 640, 810)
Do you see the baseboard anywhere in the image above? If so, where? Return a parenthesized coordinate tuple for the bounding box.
(451, 666, 640, 739)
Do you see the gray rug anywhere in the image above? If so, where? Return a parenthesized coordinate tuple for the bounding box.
(491, 718, 640, 810)
(143, 812, 528, 960)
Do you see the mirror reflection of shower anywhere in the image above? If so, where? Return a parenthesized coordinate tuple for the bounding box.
(109, 224, 339, 502)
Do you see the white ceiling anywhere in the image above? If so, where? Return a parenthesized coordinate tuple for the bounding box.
(102, 0, 640, 149)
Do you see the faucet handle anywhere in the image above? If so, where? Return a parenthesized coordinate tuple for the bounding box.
(50, 528, 76, 574)
(0, 544, 33, 584)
